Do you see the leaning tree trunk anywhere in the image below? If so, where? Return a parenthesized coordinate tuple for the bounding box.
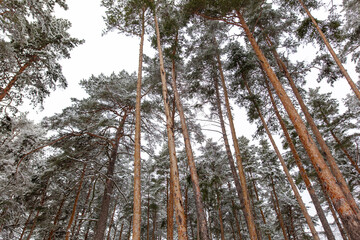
(319, 110, 360, 175)
(93, 113, 128, 240)
(297, 0, 360, 102)
(167, 177, 174, 240)
(270, 178, 289, 240)
(264, 78, 336, 240)
(213, 76, 252, 238)
(214, 39, 258, 240)
(153, 8, 188, 240)
(244, 81, 319, 240)
(65, 164, 87, 240)
(132, 7, 146, 240)
(235, 10, 360, 239)
(266, 36, 360, 218)
(170, 33, 210, 240)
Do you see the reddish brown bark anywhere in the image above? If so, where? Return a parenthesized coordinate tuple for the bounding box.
(65, 164, 86, 240)
(170, 33, 210, 240)
(118, 222, 124, 240)
(132, 7, 146, 240)
(244, 81, 319, 239)
(234, 10, 360, 238)
(297, 0, 360, 102)
(217, 193, 225, 240)
(264, 79, 336, 240)
(167, 177, 174, 240)
(214, 76, 250, 238)
(319, 111, 360, 174)
(153, 9, 187, 240)
(107, 202, 118, 240)
(214, 45, 258, 239)
(0, 56, 37, 102)
(270, 179, 289, 240)
(94, 112, 128, 240)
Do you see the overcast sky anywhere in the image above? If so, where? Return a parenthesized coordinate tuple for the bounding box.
(24, 0, 358, 143)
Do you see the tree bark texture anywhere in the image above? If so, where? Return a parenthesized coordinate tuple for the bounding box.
(297, 0, 360, 102)
(93, 113, 128, 240)
(132, 7, 146, 240)
(264, 79, 336, 240)
(153, 9, 188, 240)
(236, 10, 360, 239)
(215, 40, 258, 240)
(244, 81, 319, 239)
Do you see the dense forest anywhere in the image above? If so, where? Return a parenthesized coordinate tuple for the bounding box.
(1, 0, 360, 239)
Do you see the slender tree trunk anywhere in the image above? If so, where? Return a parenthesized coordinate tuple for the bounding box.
(133, 7, 146, 240)
(94, 113, 128, 240)
(270, 179, 289, 240)
(26, 181, 48, 240)
(318, 176, 350, 240)
(319, 110, 360, 174)
(214, 38, 258, 240)
(153, 9, 188, 240)
(127, 217, 132, 240)
(265, 35, 360, 218)
(235, 11, 360, 238)
(74, 177, 95, 239)
(249, 173, 271, 240)
(214, 39, 258, 240)
(167, 177, 174, 240)
(118, 222, 124, 240)
(297, 0, 360, 101)
(147, 192, 151, 240)
(19, 209, 34, 240)
(0, 56, 37, 102)
(107, 202, 118, 240)
(170, 33, 210, 240)
(47, 194, 66, 240)
(152, 208, 157, 240)
(214, 76, 251, 240)
(65, 164, 87, 240)
(217, 193, 225, 240)
(264, 79, 336, 240)
(244, 81, 319, 239)
(230, 221, 237, 240)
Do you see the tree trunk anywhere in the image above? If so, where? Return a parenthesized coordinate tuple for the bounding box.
(319, 110, 360, 174)
(118, 222, 124, 240)
(170, 33, 210, 240)
(93, 113, 128, 240)
(26, 181, 48, 240)
(153, 9, 188, 240)
(127, 217, 132, 240)
(264, 78, 336, 240)
(249, 173, 271, 240)
(107, 202, 118, 240)
(217, 193, 225, 240)
(152, 207, 157, 240)
(65, 164, 87, 240)
(74, 177, 95, 239)
(213, 75, 250, 236)
(19, 208, 34, 240)
(236, 10, 360, 239)
(0, 56, 37, 102)
(244, 81, 319, 239)
(297, 0, 360, 102)
(214, 39, 258, 240)
(266, 36, 360, 218)
(167, 177, 174, 240)
(132, 7, 146, 240)
(47, 194, 66, 240)
(147, 192, 151, 240)
(270, 179, 289, 240)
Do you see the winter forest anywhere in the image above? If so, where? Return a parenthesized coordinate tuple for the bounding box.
(1, 0, 360, 239)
